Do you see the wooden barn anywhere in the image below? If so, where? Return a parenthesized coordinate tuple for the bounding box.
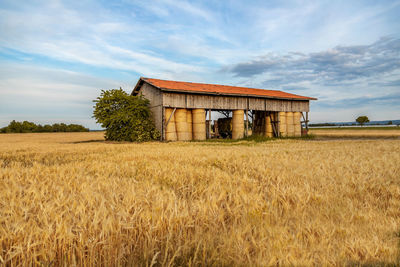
(132, 77, 317, 141)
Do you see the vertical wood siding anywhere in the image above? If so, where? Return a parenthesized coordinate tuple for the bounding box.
(162, 92, 309, 112)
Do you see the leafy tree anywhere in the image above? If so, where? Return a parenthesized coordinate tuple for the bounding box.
(93, 89, 160, 142)
(7, 120, 24, 133)
(388, 121, 393, 125)
(356, 116, 370, 126)
(22, 121, 37, 132)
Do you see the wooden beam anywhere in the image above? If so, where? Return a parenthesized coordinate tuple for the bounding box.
(269, 113, 273, 136)
(301, 112, 305, 122)
(269, 113, 278, 137)
(208, 109, 212, 139)
(277, 112, 281, 137)
(306, 112, 309, 133)
(162, 107, 165, 141)
(160, 107, 166, 141)
(300, 112, 309, 124)
(165, 107, 176, 128)
(217, 110, 230, 118)
(245, 108, 249, 137)
(249, 110, 254, 120)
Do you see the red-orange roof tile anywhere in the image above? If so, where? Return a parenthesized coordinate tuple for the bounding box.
(138, 77, 316, 100)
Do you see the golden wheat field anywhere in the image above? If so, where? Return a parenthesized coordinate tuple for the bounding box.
(310, 128, 400, 138)
(1, 132, 399, 266)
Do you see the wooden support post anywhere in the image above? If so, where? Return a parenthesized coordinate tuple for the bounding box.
(277, 112, 281, 137)
(208, 109, 212, 139)
(162, 107, 165, 141)
(249, 110, 254, 120)
(245, 109, 249, 137)
(300, 112, 310, 136)
(306, 112, 309, 134)
(269, 113, 277, 137)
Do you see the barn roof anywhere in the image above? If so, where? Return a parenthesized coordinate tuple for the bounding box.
(133, 77, 317, 100)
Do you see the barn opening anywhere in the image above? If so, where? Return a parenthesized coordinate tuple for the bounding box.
(131, 77, 317, 141)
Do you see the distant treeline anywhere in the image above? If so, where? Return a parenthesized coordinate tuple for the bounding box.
(309, 123, 338, 127)
(310, 121, 398, 127)
(0, 120, 89, 133)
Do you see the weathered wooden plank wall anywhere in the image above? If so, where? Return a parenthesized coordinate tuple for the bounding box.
(163, 92, 309, 112)
(163, 92, 186, 108)
(249, 98, 265, 110)
(139, 83, 163, 133)
(291, 100, 309, 112)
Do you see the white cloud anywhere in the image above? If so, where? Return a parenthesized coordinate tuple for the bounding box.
(0, 0, 212, 79)
(0, 0, 399, 125)
(0, 63, 122, 129)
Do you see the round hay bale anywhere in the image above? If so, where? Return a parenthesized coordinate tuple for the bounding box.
(232, 110, 244, 140)
(294, 112, 302, 137)
(265, 114, 274, 137)
(175, 109, 190, 141)
(279, 112, 287, 137)
(286, 112, 295, 137)
(192, 109, 206, 140)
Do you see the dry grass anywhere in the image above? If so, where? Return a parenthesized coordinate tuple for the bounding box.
(310, 128, 400, 138)
(1, 132, 399, 266)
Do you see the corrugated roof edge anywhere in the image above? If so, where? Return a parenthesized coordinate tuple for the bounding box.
(132, 77, 317, 100)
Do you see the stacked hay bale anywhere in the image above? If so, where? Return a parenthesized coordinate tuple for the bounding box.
(279, 112, 287, 137)
(286, 112, 295, 137)
(264, 113, 274, 137)
(164, 108, 177, 141)
(232, 110, 244, 139)
(192, 109, 206, 140)
(294, 112, 302, 137)
(175, 109, 190, 141)
(186, 109, 193, 140)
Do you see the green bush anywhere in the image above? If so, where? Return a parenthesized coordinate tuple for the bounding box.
(93, 89, 160, 142)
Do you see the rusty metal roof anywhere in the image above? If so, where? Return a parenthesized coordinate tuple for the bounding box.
(133, 77, 317, 100)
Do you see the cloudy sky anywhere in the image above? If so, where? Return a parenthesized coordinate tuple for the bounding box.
(1, 0, 399, 129)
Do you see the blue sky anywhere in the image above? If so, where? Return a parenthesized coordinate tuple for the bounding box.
(0, 0, 399, 129)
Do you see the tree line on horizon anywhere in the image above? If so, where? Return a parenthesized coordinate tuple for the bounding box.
(0, 120, 89, 133)
(310, 116, 398, 127)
